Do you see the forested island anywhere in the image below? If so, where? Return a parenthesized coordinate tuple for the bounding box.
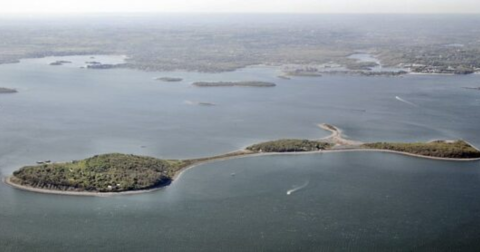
(363, 141, 480, 159)
(247, 139, 331, 152)
(0, 87, 17, 94)
(6, 124, 480, 195)
(10, 153, 186, 193)
(193, 81, 276, 87)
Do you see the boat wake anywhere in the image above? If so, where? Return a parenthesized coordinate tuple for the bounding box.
(395, 96, 418, 107)
(286, 180, 309, 195)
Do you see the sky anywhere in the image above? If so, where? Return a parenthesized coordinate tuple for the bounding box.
(1, 0, 479, 14)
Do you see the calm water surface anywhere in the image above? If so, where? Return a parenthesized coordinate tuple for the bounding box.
(1, 56, 480, 251)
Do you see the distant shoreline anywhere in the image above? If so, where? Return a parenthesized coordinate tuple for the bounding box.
(4, 123, 480, 197)
(2, 54, 478, 77)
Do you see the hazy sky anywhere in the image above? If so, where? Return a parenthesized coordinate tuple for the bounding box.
(1, 0, 480, 14)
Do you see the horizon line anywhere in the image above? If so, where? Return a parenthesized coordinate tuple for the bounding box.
(1, 12, 480, 15)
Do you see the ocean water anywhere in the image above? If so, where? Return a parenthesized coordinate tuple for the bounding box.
(1, 55, 480, 251)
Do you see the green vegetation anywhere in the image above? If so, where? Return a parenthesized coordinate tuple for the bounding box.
(247, 139, 332, 153)
(363, 140, 480, 159)
(284, 67, 407, 77)
(8, 137, 480, 195)
(193, 81, 276, 87)
(2, 16, 480, 73)
(11, 153, 186, 192)
(0, 87, 17, 94)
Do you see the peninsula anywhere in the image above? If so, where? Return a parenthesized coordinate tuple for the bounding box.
(6, 123, 480, 196)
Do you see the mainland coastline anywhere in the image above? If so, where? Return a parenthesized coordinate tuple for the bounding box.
(5, 124, 480, 196)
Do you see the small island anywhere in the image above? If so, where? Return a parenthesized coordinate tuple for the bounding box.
(6, 123, 480, 196)
(277, 75, 291, 80)
(0, 87, 18, 94)
(184, 100, 216, 106)
(247, 139, 331, 152)
(85, 61, 101, 65)
(156, 77, 183, 82)
(49, 60, 72, 66)
(192, 81, 276, 87)
(463, 87, 480, 91)
(86, 63, 126, 69)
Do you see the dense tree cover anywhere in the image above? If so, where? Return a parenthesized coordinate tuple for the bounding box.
(12, 153, 185, 192)
(363, 141, 480, 159)
(247, 139, 332, 153)
(11, 140, 479, 194)
(3, 16, 480, 73)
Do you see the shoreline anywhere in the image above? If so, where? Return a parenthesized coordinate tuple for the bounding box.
(3, 176, 165, 196)
(5, 148, 479, 197)
(4, 124, 480, 197)
(2, 54, 476, 77)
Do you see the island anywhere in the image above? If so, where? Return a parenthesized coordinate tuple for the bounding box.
(49, 60, 72, 66)
(9, 153, 186, 193)
(86, 63, 127, 69)
(0, 87, 18, 94)
(6, 123, 480, 196)
(85, 61, 101, 65)
(156, 77, 183, 82)
(192, 81, 276, 87)
(463, 87, 480, 91)
(284, 68, 323, 77)
(247, 139, 331, 152)
(283, 67, 408, 77)
(277, 75, 291, 80)
(184, 100, 216, 106)
(363, 141, 480, 159)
